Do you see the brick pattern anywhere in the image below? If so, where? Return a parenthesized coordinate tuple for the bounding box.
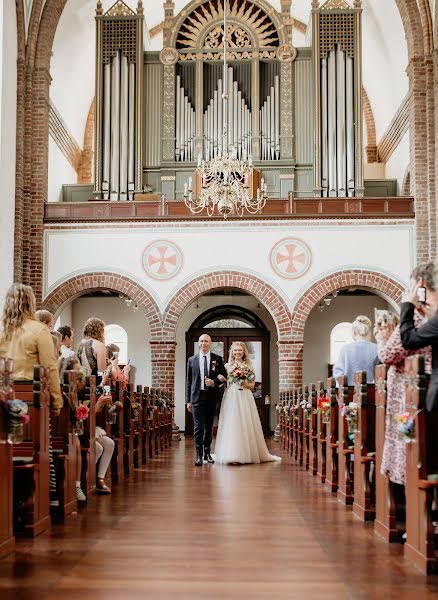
(363, 87, 379, 163)
(77, 98, 95, 184)
(150, 341, 176, 389)
(42, 272, 162, 336)
(377, 94, 409, 163)
(161, 271, 294, 341)
(49, 100, 82, 171)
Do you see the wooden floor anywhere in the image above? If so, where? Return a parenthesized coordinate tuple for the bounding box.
(2, 439, 438, 600)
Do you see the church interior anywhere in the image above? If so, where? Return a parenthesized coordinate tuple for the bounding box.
(1, 0, 438, 597)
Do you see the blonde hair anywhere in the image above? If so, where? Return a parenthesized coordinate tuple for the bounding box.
(352, 315, 372, 340)
(35, 309, 54, 328)
(83, 317, 105, 343)
(0, 283, 36, 341)
(228, 341, 253, 369)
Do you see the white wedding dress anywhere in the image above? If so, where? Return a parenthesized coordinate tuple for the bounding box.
(214, 368, 281, 465)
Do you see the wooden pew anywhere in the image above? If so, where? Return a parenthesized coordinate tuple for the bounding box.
(292, 390, 300, 463)
(308, 383, 318, 477)
(109, 381, 125, 482)
(316, 381, 327, 485)
(352, 371, 376, 521)
(123, 384, 135, 475)
(13, 367, 51, 537)
(150, 388, 160, 456)
(80, 376, 96, 496)
(50, 371, 78, 516)
(142, 386, 154, 461)
(138, 385, 149, 465)
(336, 377, 354, 506)
(95, 390, 112, 486)
(133, 384, 143, 468)
(0, 358, 15, 558)
(325, 377, 338, 493)
(374, 365, 399, 542)
(404, 355, 438, 574)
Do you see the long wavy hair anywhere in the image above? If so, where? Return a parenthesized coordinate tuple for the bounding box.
(228, 341, 253, 369)
(0, 283, 36, 341)
(82, 317, 105, 343)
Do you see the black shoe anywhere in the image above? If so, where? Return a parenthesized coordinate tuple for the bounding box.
(195, 455, 203, 466)
(204, 453, 214, 464)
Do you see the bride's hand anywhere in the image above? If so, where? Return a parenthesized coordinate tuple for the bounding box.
(217, 374, 226, 383)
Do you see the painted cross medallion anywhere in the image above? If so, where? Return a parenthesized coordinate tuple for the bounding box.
(142, 240, 183, 280)
(270, 237, 312, 279)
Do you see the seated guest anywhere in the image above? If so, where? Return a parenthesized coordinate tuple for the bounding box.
(375, 291, 432, 486)
(105, 343, 130, 390)
(58, 325, 76, 359)
(35, 309, 55, 331)
(400, 261, 438, 412)
(333, 315, 377, 384)
(0, 283, 62, 412)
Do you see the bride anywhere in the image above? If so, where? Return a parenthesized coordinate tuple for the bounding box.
(214, 341, 281, 465)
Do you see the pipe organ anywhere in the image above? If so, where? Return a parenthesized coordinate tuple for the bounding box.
(92, 0, 365, 201)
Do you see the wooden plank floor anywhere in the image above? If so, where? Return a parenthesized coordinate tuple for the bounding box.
(1, 439, 438, 599)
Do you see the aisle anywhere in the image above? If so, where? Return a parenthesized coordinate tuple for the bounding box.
(1, 439, 438, 600)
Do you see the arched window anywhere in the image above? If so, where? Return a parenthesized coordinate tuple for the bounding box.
(330, 322, 353, 365)
(104, 324, 128, 364)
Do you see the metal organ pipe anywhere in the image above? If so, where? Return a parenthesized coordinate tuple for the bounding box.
(119, 55, 129, 201)
(259, 74, 280, 161)
(321, 58, 328, 197)
(346, 56, 355, 196)
(102, 63, 111, 199)
(336, 45, 346, 197)
(327, 49, 337, 197)
(110, 50, 120, 200)
(128, 63, 135, 200)
(175, 75, 196, 162)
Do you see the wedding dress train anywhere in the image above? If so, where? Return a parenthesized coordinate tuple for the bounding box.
(214, 382, 281, 465)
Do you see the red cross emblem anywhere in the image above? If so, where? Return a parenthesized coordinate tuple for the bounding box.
(270, 238, 312, 279)
(142, 240, 183, 280)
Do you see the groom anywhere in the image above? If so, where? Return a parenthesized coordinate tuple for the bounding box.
(186, 334, 227, 466)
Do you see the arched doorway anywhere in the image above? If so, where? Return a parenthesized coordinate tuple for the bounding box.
(186, 305, 271, 436)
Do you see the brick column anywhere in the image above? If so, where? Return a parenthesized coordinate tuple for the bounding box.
(278, 340, 303, 391)
(425, 56, 436, 259)
(150, 341, 176, 390)
(408, 57, 431, 262)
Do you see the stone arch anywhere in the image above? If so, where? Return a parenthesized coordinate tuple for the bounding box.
(42, 272, 163, 338)
(402, 166, 411, 195)
(290, 269, 404, 342)
(162, 270, 293, 341)
(77, 97, 95, 183)
(363, 87, 379, 163)
(394, 0, 424, 59)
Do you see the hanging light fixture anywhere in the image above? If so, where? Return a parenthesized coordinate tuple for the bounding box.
(183, 0, 267, 218)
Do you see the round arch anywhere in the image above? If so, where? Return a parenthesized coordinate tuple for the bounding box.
(162, 270, 293, 340)
(290, 269, 404, 342)
(42, 272, 162, 337)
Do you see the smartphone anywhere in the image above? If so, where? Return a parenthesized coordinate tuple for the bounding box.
(417, 277, 426, 304)
(112, 351, 119, 360)
(103, 385, 111, 395)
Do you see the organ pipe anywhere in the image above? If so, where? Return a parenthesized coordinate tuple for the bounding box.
(175, 76, 196, 162)
(259, 74, 280, 161)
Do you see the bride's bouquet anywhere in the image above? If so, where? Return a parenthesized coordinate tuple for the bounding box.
(228, 364, 256, 388)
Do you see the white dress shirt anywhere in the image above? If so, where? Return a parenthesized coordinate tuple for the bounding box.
(199, 351, 211, 390)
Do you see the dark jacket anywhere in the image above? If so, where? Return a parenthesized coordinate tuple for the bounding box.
(400, 301, 438, 411)
(186, 352, 227, 405)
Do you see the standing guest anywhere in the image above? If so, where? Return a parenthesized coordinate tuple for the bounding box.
(35, 309, 55, 331)
(58, 326, 76, 359)
(400, 262, 438, 412)
(0, 284, 62, 411)
(333, 315, 377, 384)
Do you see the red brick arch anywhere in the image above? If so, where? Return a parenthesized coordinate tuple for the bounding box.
(162, 271, 293, 340)
(42, 272, 162, 338)
(290, 269, 404, 342)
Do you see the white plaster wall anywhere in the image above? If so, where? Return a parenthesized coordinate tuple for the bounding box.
(303, 294, 391, 385)
(174, 294, 278, 431)
(44, 221, 414, 310)
(70, 297, 151, 389)
(385, 130, 409, 195)
(0, 0, 17, 305)
(48, 137, 77, 202)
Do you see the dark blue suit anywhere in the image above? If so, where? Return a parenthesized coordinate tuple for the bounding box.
(186, 352, 227, 455)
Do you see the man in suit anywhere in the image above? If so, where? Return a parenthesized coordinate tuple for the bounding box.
(186, 334, 227, 466)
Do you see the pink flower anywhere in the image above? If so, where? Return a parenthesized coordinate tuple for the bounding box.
(20, 414, 30, 425)
(114, 400, 124, 414)
(75, 404, 89, 421)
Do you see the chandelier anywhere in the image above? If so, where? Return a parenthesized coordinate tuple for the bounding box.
(183, 0, 268, 218)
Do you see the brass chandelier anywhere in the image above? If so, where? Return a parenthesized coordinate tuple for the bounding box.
(183, 0, 268, 218)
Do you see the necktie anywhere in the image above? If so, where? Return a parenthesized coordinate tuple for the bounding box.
(203, 355, 208, 384)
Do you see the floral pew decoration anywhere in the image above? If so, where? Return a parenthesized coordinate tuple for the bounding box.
(317, 396, 331, 424)
(107, 400, 124, 424)
(340, 401, 359, 434)
(5, 399, 29, 444)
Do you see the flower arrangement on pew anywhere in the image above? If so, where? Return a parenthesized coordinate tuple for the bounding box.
(300, 398, 312, 420)
(107, 400, 124, 424)
(131, 400, 141, 422)
(228, 365, 255, 390)
(291, 402, 299, 421)
(317, 397, 331, 424)
(340, 401, 359, 434)
(5, 399, 29, 444)
(74, 404, 90, 435)
(395, 412, 415, 443)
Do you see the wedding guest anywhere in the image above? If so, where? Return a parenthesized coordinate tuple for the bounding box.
(400, 261, 438, 412)
(375, 295, 432, 486)
(35, 309, 55, 331)
(58, 325, 76, 359)
(333, 315, 377, 384)
(0, 283, 62, 412)
(51, 330, 62, 357)
(105, 343, 130, 390)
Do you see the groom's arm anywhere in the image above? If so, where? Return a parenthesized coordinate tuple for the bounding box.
(186, 357, 192, 404)
(211, 356, 227, 387)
